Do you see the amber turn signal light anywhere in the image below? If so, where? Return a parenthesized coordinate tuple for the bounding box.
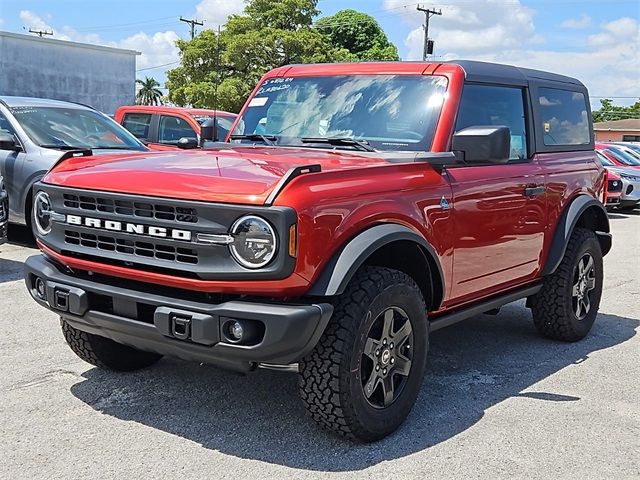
(288, 224, 297, 257)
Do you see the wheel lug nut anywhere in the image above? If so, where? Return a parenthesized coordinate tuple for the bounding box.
(382, 368, 387, 375)
(390, 342, 394, 349)
(375, 349, 380, 356)
(390, 358, 395, 364)
(375, 365, 380, 371)
(383, 339, 387, 345)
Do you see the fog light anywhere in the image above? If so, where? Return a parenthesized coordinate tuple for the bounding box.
(228, 321, 244, 341)
(35, 278, 46, 300)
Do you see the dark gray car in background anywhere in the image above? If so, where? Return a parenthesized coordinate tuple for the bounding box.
(0, 174, 7, 244)
(0, 96, 148, 227)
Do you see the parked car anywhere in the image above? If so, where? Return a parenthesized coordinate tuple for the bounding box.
(614, 142, 640, 156)
(596, 142, 640, 168)
(25, 61, 611, 441)
(597, 151, 640, 210)
(610, 142, 640, 162)
(604, 169, 623, 210)
(0, 96, 149, 227)
(114, 105, 237, 149)
(0, 174, 7, 244)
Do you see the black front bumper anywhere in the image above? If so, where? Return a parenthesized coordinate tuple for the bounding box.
(25, 255, 333, 372)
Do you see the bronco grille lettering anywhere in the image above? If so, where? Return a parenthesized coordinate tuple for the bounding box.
(65, 214, 193, 241)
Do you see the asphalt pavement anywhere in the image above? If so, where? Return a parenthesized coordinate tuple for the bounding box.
(1, 213, 638, 479)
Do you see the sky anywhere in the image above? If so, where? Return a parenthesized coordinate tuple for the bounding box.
(0, 0, 638, 107)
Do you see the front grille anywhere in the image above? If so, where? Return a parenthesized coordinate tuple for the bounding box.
(62, 194, 198, 223)
(64, 230, 198, 264)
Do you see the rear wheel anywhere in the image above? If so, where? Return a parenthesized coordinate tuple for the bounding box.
(61, 319, 162, 371)
(529, 228, 603, 341)
(299, 266, 429, 442)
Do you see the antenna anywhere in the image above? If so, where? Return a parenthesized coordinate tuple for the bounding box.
(212, 25, 222, 142)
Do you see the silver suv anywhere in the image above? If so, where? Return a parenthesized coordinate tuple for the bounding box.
(0, 96, 148, 227)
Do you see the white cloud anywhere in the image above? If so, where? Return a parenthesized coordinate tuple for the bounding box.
(117, 31, 180, 71)
(20, 10, 54, 33)
(388, 2, 639, 106)
(386, 0, 539, 58)
(195, 0, 244, 28)
(560, 14, 592, 29)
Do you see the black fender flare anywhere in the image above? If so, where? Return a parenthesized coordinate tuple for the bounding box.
(307, 223, 445, 305)
(542, 195, 611, 276)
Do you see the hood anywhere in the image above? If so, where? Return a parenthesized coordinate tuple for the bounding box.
(43, 146, 389, 205)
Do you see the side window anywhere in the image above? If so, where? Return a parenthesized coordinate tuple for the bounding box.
(159, 116, 196, 144)
(455, 84, 528, 160)
(0, 112, 19, 150)
(538, 88, 590, 146)
(122, 113, 152, 140)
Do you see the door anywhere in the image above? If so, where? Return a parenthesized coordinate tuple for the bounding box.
(449, 84, 547, 302)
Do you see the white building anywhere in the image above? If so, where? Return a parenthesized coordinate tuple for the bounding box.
(0, 31, 140, 114)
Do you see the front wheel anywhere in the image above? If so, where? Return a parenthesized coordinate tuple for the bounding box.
(299, 266, 429, 442)
(529, 228, 603, 342)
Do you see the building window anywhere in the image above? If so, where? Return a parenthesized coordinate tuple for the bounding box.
(622, 135, 640, 142)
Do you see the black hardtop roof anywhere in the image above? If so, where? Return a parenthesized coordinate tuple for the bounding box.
(444, 60, 585, 87)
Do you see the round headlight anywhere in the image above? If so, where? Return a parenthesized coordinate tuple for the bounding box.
(33, 191, 53, 236)
(230, 215, 277, 269)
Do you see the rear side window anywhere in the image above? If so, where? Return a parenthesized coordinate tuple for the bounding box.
(159, 116, 196, 144)
(538, 88, 590, 146)
(455, 84, 527, 160)
(122, 113, 152, 140)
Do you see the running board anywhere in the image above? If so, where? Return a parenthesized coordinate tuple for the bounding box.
(429, 284, 542, 332)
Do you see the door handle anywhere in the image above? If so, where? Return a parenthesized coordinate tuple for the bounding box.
(524, 185, 545, 197)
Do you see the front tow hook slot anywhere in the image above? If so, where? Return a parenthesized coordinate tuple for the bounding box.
(53, 289, 70, 312)
(171, 315, 192, 340)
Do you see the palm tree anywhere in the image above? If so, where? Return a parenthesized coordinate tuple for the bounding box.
(135, 77, 163, 105)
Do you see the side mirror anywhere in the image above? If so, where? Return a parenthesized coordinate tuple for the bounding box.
(0, 131, 19, 151)
(452, 126, 510, 164)
(199, 118, 217, 146)
(176, 137, 199, 150)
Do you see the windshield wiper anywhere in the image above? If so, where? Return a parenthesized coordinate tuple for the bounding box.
(39, 144, 91, 150)
(229, 134, 277, 146)
(301, 137, 376, 152)
(91, 146, 140, 150)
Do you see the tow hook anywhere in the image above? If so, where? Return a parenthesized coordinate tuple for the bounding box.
(171, 314, 192, 340)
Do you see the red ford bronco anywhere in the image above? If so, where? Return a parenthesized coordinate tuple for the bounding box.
(25, 61, 611, 441)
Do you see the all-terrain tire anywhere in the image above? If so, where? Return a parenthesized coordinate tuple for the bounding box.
(299, 266, 429, 442)
(61, 319, 162, 371)
(529, 227, 603, 342)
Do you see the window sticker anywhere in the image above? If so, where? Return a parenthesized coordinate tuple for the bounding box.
(248, 97, 269, 107)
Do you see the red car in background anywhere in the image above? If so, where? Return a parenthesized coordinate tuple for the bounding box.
(114, 105, 237, 150)
(596, 142, 640, 169)
(603, 169, 623, 210)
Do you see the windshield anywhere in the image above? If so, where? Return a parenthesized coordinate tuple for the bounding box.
(605, 146, 640, 166)
(596, 151, 614, 166)
(232, 75, 448, 152)
(10, 106, 147, 151)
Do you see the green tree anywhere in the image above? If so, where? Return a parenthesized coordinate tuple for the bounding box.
(166, 0, 398, 112)
(135, 77, 163, 105)
(592, 98, 640, 123)
(315, 9, 400, 61)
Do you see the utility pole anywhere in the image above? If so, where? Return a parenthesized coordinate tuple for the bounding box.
(179, 16, 204, 40)
(416, 5, 441, 61)
(28, 28, 54, 38)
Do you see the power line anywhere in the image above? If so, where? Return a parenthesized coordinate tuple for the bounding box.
(179, 16, 204, 40)
(136, 61, 180, 72)
(416, 6, 441, 61)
